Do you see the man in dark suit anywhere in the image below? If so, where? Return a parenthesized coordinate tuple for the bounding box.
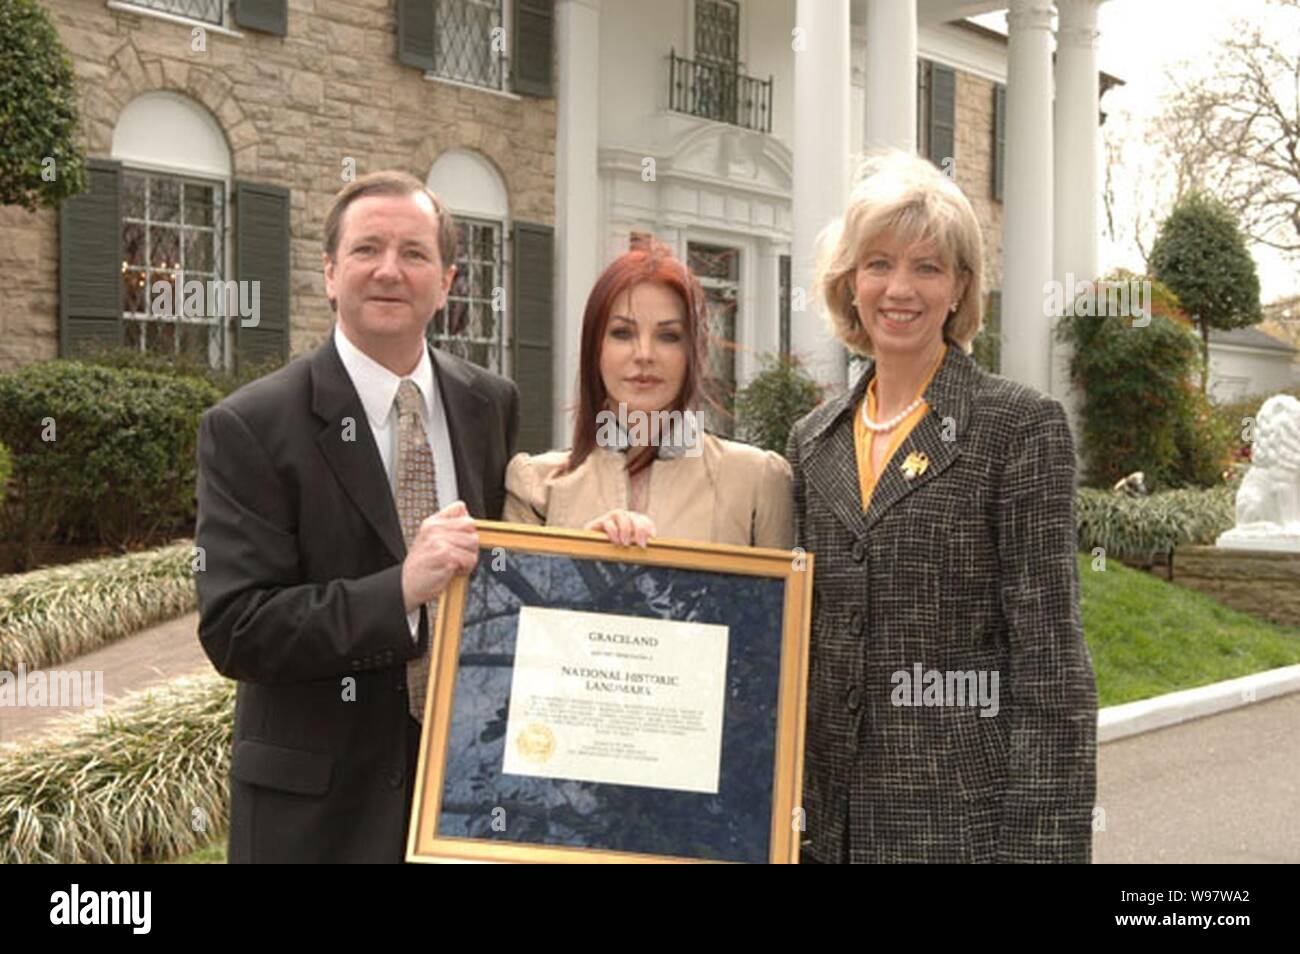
(195, 171, 518, 863)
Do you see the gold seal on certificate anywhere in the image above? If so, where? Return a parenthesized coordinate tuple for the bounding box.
(501, 605, 730, 794)
(516, 723, 556, 764)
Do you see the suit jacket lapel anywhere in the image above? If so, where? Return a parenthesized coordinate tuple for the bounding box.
(863, 346, 975, 532)
(804, 368, 873, 540)
(310, 336, 406, 563)
(803, 346, 978, 540)
(431, 347, 489, 519)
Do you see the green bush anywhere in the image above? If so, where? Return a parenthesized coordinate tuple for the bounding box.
(734, 355, 824, 453)
(1058, 271, 1233, 489)
(0, 362, 221, 556)
(0, 0, 88, 210)
(1075, 486, 1236, 563)
(76, 343, 285, 397)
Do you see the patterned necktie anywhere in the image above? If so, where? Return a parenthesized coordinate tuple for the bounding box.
(394, 379, 438, 721)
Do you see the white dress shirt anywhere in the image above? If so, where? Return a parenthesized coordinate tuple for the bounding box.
(333, 324, 460, 637)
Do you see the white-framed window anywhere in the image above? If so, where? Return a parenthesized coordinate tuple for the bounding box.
(432, 218, 508, 374)
(427, 149, 511, 376)
(112, 91, 234, 370)
(114, 0, 226, 27)
(435, 0, 508, 91)
(120, 170, 228, 369)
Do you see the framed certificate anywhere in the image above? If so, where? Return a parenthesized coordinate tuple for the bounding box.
(406, 521, 813, 864)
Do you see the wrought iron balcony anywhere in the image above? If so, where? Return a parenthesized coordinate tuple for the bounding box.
(668, 49, 772, 133)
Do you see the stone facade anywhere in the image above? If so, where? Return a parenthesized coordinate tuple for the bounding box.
(0, 0, 556, 371)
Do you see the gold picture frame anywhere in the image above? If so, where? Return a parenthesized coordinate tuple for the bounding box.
(406, 521, 813, 864)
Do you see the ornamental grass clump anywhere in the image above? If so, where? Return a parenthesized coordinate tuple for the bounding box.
(0, 673, 233, 864)
(0, 540, 196, 671)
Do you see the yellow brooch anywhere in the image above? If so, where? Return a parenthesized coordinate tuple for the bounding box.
(900, 451, 930, 481)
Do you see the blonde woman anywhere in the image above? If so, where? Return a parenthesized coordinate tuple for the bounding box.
(786, 153, 1097, 863)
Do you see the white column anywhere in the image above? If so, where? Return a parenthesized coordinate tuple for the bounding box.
(553, 0, 601, 445)
(1000, 0, 1055, 394)
(1053, 0, 1103, 401)
(863, 0, 918, 153)
(792, 0, 851, 389)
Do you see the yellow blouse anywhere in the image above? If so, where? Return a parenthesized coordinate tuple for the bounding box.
(854, 345, 947, 511)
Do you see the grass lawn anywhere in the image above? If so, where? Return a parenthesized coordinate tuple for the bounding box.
(168, 840, 226, 864)
(1080, 554, 1300, 707)
(168, 556, 1300, 863)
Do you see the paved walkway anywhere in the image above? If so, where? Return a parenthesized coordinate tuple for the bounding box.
(0, 612, 210, 743)
(1094, 692, 1300, 863)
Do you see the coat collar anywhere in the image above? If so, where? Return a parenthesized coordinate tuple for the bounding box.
(802, 344, 980, 539)
(309, 335, 490, 563)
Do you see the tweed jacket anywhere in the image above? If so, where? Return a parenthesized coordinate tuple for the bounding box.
(785, 345, 1097, 864)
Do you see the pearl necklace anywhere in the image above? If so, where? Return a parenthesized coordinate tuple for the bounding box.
(861, 390, 924, 432)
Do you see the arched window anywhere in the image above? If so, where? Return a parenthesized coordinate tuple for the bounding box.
(112, 92, 233, 369)
(427, 149, 510, 375)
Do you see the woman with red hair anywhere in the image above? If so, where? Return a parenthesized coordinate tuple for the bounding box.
(504, 241, 793, 549)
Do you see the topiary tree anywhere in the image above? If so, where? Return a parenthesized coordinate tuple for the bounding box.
(734, 355, 824, 454)
(0, 0, 88, 211)
(1148, 192, 1263, 392)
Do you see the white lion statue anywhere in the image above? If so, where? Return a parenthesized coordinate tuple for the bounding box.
(1218, 394, 1300, 551)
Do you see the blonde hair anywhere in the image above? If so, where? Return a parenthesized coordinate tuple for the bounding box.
(815, 151, 984, 357)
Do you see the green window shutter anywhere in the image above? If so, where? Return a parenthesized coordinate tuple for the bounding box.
(59, 158, 122, 358)
(992, 83, 1007, 201)
(397, 0, 436, 71)
(512, 0, 553, 97)
(988, 289, 1002, 373)
(928, 63, 955, 167)
(233, 0, 287, 36)
(511, 221, 554, 453)
(233, 181, 290, 372)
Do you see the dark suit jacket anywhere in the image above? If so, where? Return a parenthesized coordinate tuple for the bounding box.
(785, 345, 1097, 863)
(195, 334, 518, 863)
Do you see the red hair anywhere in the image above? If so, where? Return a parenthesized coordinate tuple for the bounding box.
(562, 240, 711, 476)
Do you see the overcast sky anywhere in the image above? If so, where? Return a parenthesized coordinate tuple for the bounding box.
(975, 1, 1298, 304)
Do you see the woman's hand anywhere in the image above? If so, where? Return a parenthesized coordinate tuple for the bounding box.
(584, 509, 657, 548)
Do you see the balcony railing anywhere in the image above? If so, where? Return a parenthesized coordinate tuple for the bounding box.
(118, 0, 224, 25)
(668, 49, 772, 133)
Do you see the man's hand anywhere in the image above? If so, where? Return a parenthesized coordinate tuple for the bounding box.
(584, 509, 657, 548)
(401, 501, 479, 611)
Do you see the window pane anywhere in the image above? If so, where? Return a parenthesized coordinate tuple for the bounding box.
(179, 322, 210, 362)
(123, 174, 146, 220)
(151, 228, 180, 270)
(146, 318, 177, 356)
(124, 319, 144, 351)
(123, 222, 146, 268)
(151, 177, 180, 224)
(183, 182, 215, 227)
(123, 269, 148, 314)
(184, 229, 215, 273)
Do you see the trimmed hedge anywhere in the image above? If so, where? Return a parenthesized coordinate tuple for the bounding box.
(1075, 486, 1236, 563)
(0, 361, 221, 558)
(0, 674, 233, 864)
(0, 540, 196, 672)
